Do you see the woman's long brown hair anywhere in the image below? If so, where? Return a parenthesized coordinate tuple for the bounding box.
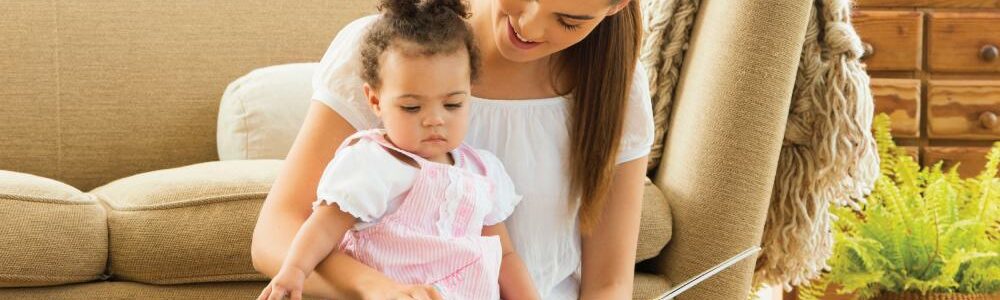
(556, 0, 642, 234)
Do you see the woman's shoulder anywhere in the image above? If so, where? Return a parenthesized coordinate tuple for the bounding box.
(311, 15, 384, 130)
(621, 62, 652, 119)
(620, 62, 652, 131)
(339, 14, 380, 38)
(318, 14, 381, 59)
(319, 14, 380, 56)
(615, 62, 655, 164)
(628, 62, 651, 103)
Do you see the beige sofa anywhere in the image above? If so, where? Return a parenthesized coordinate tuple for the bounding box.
(0, 1, 810, 299)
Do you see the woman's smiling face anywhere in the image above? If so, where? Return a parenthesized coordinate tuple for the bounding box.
(487, 0, 625, 62)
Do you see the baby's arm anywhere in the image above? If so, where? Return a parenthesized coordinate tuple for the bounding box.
(483, 223, 540, 300)
(259, 203, 357, 300)
(283, 204, 357, 276)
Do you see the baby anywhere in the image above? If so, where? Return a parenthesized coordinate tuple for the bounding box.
(258, 0, 538, 299)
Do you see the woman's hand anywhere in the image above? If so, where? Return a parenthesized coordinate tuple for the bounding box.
(259, 267, 307, 300)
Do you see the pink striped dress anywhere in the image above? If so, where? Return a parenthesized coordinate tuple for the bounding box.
(329, 130, 504, 300)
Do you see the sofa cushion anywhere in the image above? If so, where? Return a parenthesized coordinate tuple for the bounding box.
(637, 177, 672, 262)
(633, 272, 672, 300)
(217, 63, 316, 160)
(90, 159, 281, 284)
(0, 171, 107, 287)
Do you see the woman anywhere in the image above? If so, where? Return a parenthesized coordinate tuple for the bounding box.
(251, 0, 652, 298)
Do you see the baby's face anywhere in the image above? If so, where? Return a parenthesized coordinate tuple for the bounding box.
(365, 47, 472, 164)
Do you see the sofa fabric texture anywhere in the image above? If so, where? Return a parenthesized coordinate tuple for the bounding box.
(91, 160, 280, 284)
(1, 1, 376, 191)
(651, 0, 811, 299)
(633, 273, 673, 300)
(0, 171, 106, 287)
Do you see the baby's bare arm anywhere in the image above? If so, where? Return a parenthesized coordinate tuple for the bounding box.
(483, 223, 540, 300)
(282, 204, 357, 276)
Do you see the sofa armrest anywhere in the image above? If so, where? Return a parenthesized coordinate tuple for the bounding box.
(648, 0, 811, 299)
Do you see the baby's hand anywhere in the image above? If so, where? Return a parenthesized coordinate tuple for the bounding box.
(257, 267, 307, 300)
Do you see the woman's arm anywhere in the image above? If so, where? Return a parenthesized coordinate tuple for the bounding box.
(483, 223, 539, 300)
(251, 101, 440, 300)
(579, 156, 648, 299)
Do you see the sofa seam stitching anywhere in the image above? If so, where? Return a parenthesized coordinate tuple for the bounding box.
(100, 194, 113, 281)
(237, 78, 251, 159)
(127, 272, 267, 283)
(0, 274, 101, 281)
(100, 192, 269, 211)
(54, 0, 63, 181)
(0, 194, 96, 205)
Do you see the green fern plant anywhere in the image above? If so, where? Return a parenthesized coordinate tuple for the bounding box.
(799, 113, 1000, 300)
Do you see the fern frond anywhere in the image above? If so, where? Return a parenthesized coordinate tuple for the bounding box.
(822, 117, 1000, 298)
(797, 276, 830, 300)
(975, 142, 1000, 181)
(873, 114, 897, 177)
(747, 283, 762, 300)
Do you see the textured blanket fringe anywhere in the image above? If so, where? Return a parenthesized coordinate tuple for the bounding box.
(753, 0, 880, 289)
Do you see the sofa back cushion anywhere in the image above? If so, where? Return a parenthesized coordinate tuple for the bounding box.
(0, 1, 376, 190)
(217, 63, 316, 160)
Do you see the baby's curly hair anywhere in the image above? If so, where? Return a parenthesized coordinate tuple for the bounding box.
(361, 0, 480, 89)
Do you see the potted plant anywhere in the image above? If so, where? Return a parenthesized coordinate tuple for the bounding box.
(797, 114, 1000, 300)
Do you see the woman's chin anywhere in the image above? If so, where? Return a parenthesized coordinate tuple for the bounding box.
(495, 40, 545, 63)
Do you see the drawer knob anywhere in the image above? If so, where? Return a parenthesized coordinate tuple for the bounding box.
(861, 42, 875, 60)
(980, 111, 998, 129)
(982, 44, 999, 62)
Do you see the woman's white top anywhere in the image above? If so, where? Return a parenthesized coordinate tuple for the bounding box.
(311, 15, 654, 299)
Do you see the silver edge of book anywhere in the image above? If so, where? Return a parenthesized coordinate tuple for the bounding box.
(654, 246, 763, 300)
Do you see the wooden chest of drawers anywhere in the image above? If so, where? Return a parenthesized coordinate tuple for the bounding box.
(856, 0, 1000, 178)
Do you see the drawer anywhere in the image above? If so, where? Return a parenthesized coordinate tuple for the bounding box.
(928, 12, 1000, 72)
(856, 0, 1000, 8)
(923, 146, 994, 178)
(901, 146, 919, 159)
(872, 78, 921, 137)
(927, 80, 1000, 139)
(853, 10, 924, 71)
